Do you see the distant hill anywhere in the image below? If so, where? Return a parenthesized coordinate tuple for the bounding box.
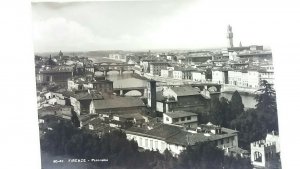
(35, 50, 123, 58)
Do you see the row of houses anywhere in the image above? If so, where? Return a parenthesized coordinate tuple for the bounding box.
(137, 57, 274, 89)
(212, 65, 274, 88)
(67, 76, 113, 95)
(161, 66, 206, 81)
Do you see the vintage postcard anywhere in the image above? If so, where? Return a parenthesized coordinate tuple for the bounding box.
(32, 1, 281, 168)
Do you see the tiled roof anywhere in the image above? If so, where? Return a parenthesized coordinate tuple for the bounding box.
(146, 124, 182, 139)
(89, 118, 105, 128)
(226, 147, 249, 154)
(115, 113, 145, 120)
(60, 91, 76, 98)
(173, 66, 184, 71)
(39, 66, 73, 73)
(38, 105, 71, 112)
(78, 114, 97, 126)
(92, 96, 145, 110)
(170, 86, 201, 96)
(126, 123, 238, 146)
(73, 91, 103, 100)
(127, 124, 183, 140)
(165, 111, 197, 118)
(149, 62, 170, 65)
(91, 79, 113, 84)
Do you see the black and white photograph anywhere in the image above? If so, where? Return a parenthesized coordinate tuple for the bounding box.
(27, 0, 287, 168)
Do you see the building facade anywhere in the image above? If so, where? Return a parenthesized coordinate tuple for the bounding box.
(259, 65, 275, 85)
(149, 62, 170, 76)
(156, 86, 210, 114)
(228, 70, 260, 88)
(37, 67, 73, 84)
(212, 70, 226, 84)
(191, 71, 206, 82)
(250, 132, 280, 168)
(125, 123, 239, 156)
(70, 90, 103, 115)
(163, 111, 198, 128)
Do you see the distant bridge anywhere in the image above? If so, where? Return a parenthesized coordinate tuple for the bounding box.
(94, 62, 135, 75)
(113, 86, 147, 96)
(112, 82, 221, 97)
(190, 83, 222, 93)
(155, 81, 222, 93)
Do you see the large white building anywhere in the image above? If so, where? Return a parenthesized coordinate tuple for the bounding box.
(173, 69, 183, 79)
(149, 62, 170, 76)
(212, 70, 226, 84)
(259, 65, 275, 85)
(228, 70, 260, 88)
(125, 122, 239, 156)
(109, 54, 127, 62)
(191, 71, 206, 82)
(161, 67, 175, 78)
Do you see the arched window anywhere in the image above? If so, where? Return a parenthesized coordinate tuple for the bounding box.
(254, 151, 263, 162)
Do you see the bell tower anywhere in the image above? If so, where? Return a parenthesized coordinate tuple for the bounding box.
(227, 25, 234, 48)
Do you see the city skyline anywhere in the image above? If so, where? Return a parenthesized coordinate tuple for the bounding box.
(32, 0, 275, 53)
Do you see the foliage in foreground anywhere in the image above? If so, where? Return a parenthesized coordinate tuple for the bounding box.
(209, 80, 278, 149)
(230, 80, 278, 149)
(40, 121, 251, 169)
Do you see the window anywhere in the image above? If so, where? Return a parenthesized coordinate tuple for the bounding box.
(166, 117, 169, 121)
(254, 151, 262, 162)
(187, 116, 191, 120)
(145, 139, 148, 148)
(150, 140, 153, 149)
(181, 117, 185, 121)
(155, 141, 158, 150)
(161, 142, 165, 151)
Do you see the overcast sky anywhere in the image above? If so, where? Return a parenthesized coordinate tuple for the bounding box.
(31, 0, 277, 52)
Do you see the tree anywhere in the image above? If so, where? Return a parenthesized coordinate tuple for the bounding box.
(230, 81, 279, 149)
(177, 142, 224, 169)
(229, 91, 244, 121)
(255, 80, 276, 111)
(210, 96, 222, 125)
(255, 80, 278, 132)
(230, 108, 267, 149)
(209, 96, 231, 127)
(71, 110, 80, 128)
(220, 97, 231, 127)
(223, 155, 252, 169)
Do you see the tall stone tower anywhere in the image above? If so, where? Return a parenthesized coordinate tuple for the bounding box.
(58, 50, 63, 59)
(227, 25, 234, 48)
